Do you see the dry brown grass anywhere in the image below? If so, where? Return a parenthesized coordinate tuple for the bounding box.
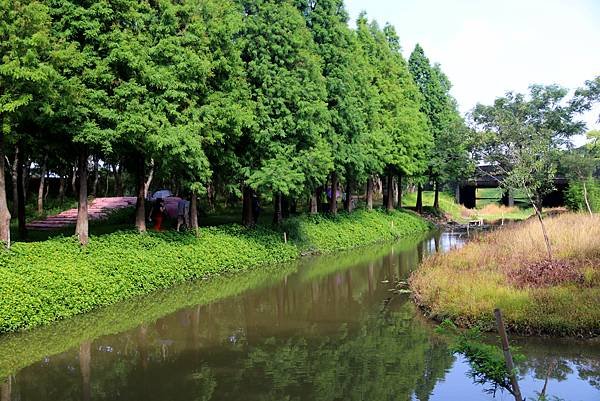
(410, 213, 600, 336)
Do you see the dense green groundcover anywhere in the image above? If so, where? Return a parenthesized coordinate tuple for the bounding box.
(0, 209, 431, 335)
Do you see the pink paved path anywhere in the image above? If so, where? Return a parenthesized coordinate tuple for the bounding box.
(27, 197, 138, 230)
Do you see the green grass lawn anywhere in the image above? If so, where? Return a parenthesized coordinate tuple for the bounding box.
(402, 191, 533, 223)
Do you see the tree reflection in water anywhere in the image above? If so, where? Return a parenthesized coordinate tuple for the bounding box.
(2, 233, 599, 400)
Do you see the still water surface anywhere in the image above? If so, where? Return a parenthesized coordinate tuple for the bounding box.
(0, 232, 598, 401)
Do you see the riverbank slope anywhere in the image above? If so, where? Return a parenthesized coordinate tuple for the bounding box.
(0, 209, 431, 334)
(410, 213, 600, 337)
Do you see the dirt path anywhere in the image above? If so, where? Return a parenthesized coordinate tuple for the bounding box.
(26, 197, 137, 230)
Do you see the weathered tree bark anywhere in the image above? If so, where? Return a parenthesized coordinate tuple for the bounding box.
(344, 180, 353, 212)
(242, 186, 254, 227)
(143, 158, 154, 199)
(433, 179, 440, 210)
(16, 149, 26, 240)
(392, 177, 399, 208)
(11, 147, 18, 216)
(75, 150, 89, 245)
(79, 341, 91, 401)
(190, 192, 199, 236)
(134, 155, 146, 232)
(0, 129, 12, 248)
(58, 175, 66, 204)
(385, 174, 394, 211)
(329, 172, 338, 215)
(416, 183, 423, 214)
(273, 192, 282, 225)
(37, 154, 48, 214)
(366, 176, 373, 210)
(91, 155, 99, 198)
(112, 163, 123, 197)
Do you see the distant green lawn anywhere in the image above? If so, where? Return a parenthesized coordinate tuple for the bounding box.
(403, 190, 533, 223)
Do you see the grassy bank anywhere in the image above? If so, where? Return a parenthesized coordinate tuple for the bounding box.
(0, 209, 431, 334)
(410, 213, 600, 336)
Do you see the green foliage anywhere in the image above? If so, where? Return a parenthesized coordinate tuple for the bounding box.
(239, 0, 331, 197)
(282, 208, 432, 253)
(565, 178, 600, 212)
(471, 85, 585, 207)
(355, 14, 431, 178)
(0, 210, 430, 334)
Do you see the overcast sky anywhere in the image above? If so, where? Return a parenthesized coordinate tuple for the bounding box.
(345, 0, 600, 145)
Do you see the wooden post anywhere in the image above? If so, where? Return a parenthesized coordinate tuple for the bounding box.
(283, 232, 287, 244)
(494, 308, 523, 401)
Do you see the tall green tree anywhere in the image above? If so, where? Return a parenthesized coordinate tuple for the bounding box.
(238, 0, 330, 225)
(408, 45, 471, 211)
(295, 0, 381, 215)
(357, 16, 430, 211)
(0, 0, 57, 247)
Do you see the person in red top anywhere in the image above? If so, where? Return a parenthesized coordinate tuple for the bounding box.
(149, 198, 165, 231)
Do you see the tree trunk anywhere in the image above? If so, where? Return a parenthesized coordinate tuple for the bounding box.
(0, 129, 11, 248)
(1, 376, 11, 401)
(385, 174, 394, 211)
(104, 170, 109, 197)
(366, 176, 373, 210)
(344, 180, 353, 212)
(37, 154, 48, 214)
(113, 161, 124, 197)
(273, 192, 282, 225)
(242, 186, 254, 227)
(16, 149, 26, 240)
(11, 146, 18, 216)
(71, 163, 77, 196)
(398, 175, 403, 209)
(309, 192, 318, 215)
(329, 172, 338, 215)
(58, 175, 65, 204)
(527, 187, 552, 260)
(44, 171, 50, 202)
(134, 155, 146, 232)
(281, 195, 290, 218)
(91, 155, 99, 198)
(75, 150, 89, 245)
(316, 186, 324, 213)
(433, 179, 440, 210)
(144, 158, 154, 199)
(289, 197, 297, 215)
(392, 177, 399, 208)
(22, 159, 30, 203)
(416, 183, 423, 214)
(190, 192, 199, 236)
(583, 181, 593, 216)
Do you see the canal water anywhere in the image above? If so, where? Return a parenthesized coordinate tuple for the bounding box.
(0, 231, 598, 400)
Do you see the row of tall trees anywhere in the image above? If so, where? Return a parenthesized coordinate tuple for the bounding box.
(0, 0, 470, 247)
